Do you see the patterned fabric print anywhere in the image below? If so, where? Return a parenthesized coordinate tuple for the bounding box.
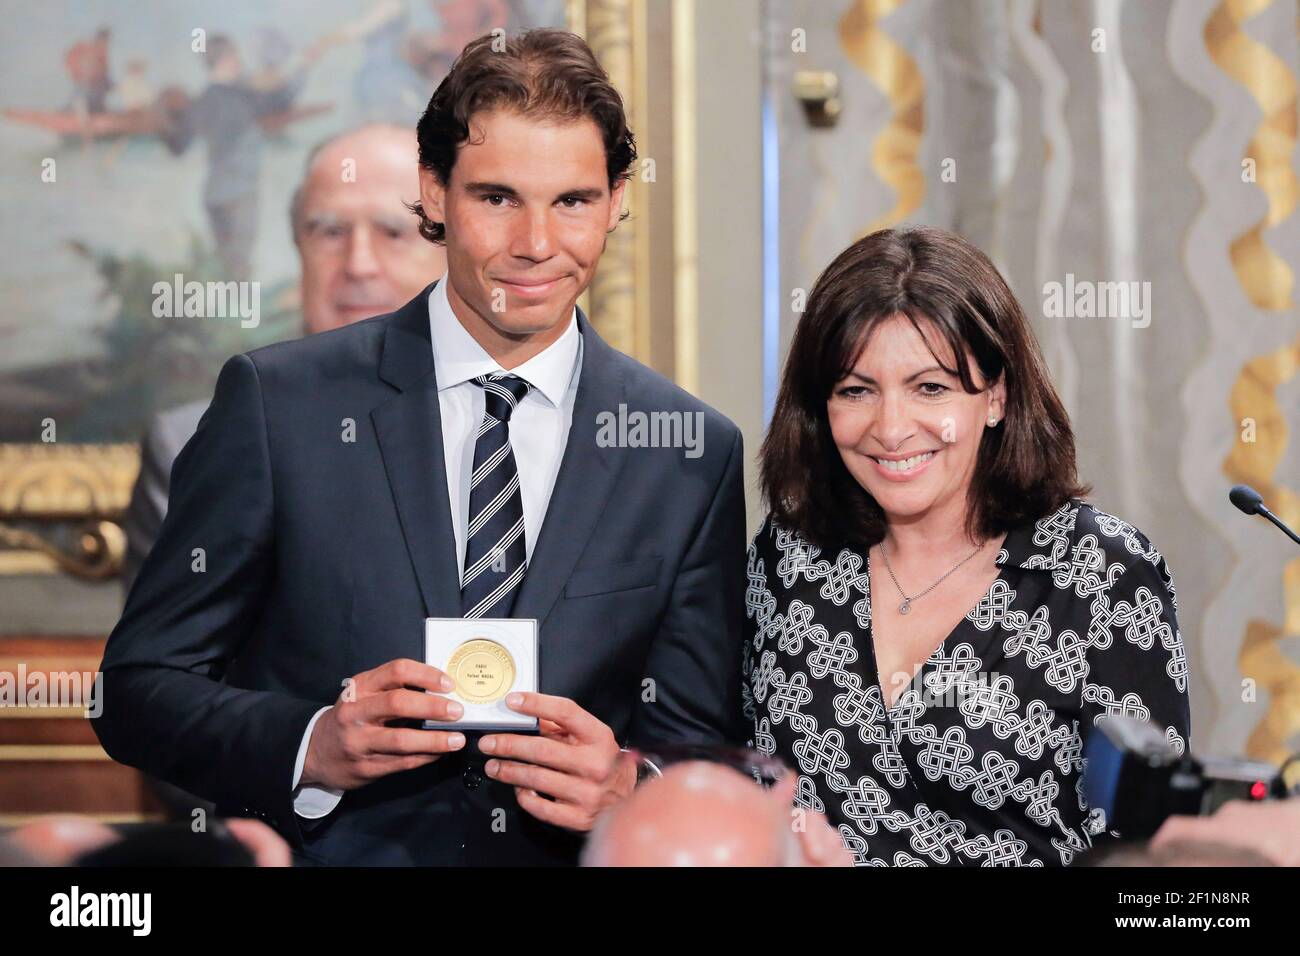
(741, 499, 1191, 866)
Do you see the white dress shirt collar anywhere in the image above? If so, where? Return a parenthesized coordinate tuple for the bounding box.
(428, 277, 580, 409)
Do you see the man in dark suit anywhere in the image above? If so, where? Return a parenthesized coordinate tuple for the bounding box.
(94, 29, 747, 865)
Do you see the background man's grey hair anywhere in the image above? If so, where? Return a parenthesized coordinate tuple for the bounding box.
(288, 122, 415, 243)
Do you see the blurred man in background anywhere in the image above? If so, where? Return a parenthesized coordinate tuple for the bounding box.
(3, 815, 290, 867)
(582, 761, 852, 867)
(123, 123, 446, 595)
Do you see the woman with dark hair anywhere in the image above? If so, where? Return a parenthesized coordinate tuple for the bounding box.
(744, 225, 1190, 866)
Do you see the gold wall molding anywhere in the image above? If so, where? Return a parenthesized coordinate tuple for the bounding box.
(0, 707, 86, 719)
(0, 813, 158, 826)
(1224, 337, 1300, 763)
(1204, 0, 1298, 310)
(839, 0, 926, 235)
(1240, 619, 1300, 765)
(671, 0, 699, 394)
(568, 0, 659, 369)
(0, 744, 110, 761)
(0, 443, 138, 578)
(574, 0, 644, 358)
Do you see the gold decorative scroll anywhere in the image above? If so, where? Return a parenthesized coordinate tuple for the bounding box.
(1223, 337, 1300, 764)
(1204, 0, 1298, 310)
(1241, 620, 1300, 765)
(0, 443, 139, 578)
(839, 0, 925, 235)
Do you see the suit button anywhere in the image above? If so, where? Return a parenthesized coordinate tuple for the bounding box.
(463, 767, 482, 790)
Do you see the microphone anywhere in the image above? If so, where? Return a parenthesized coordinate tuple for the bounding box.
(1229, 484, 1300, 547)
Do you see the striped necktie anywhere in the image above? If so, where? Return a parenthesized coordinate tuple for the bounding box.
(461, 373, 532, 618)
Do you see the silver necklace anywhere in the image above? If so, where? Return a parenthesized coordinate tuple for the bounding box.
(877, 539, 984, 615)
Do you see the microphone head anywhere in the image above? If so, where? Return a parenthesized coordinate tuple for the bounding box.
(1229, 484, 1264, 516)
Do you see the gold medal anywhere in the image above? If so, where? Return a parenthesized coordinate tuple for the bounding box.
(446, 638, 516, 704)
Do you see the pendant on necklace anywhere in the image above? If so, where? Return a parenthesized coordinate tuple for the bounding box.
(899, 599, 912, 614)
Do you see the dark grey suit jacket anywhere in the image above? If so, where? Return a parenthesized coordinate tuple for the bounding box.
(94, 282, 748, 865)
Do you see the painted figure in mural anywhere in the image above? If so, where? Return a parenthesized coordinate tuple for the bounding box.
(157, 34, 327, 277)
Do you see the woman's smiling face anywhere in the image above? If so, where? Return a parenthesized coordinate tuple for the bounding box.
(827, 314, 1006, 526)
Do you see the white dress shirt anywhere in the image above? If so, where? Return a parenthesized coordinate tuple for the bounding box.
(291, 279, 582, 818)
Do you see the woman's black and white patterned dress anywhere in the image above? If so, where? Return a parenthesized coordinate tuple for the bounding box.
(742, 498, 1190, 866)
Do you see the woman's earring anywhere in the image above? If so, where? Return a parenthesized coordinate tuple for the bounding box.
(987, 416, 999, 427)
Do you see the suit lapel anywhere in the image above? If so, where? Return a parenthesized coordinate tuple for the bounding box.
(513, 310, 628, 625)
(371, 282, 463, 619)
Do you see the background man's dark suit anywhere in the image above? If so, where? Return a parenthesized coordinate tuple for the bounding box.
(120, 400, 206, 595)
(94, 282, 747, 865)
